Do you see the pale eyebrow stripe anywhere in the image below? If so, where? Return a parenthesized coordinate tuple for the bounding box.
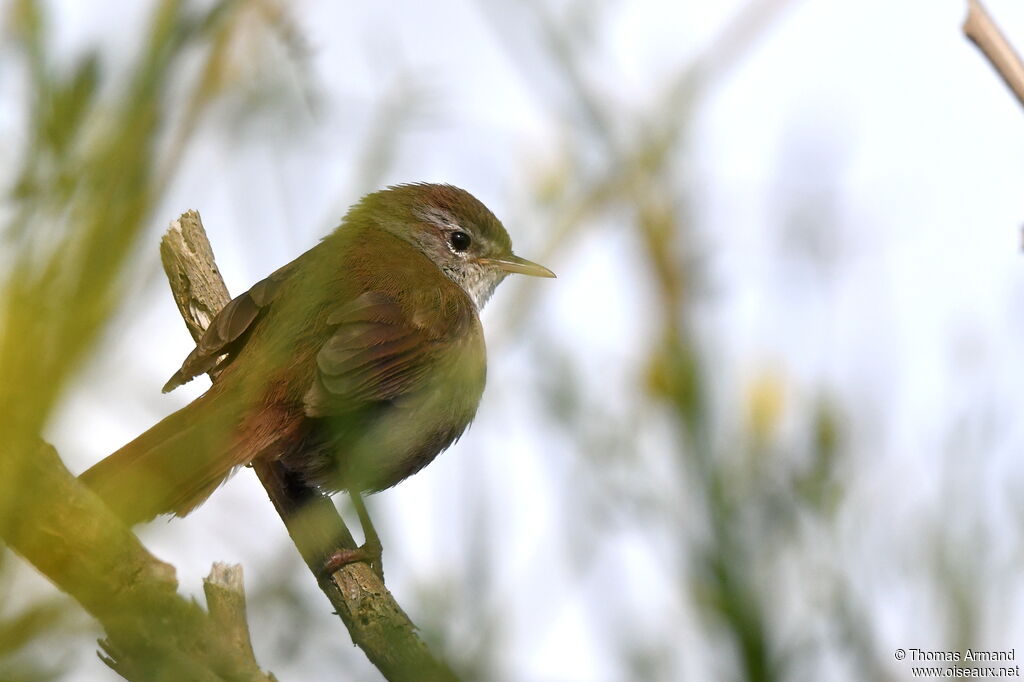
(413, 205, 458, 229)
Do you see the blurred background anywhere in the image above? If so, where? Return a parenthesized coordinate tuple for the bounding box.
(1, 0, 1023, 680)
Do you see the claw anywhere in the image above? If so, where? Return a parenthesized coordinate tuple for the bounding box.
(322, 541, 383, 580)
(321, 491, 385, 582)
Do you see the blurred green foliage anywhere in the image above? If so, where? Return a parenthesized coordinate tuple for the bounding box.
(0, 1, 310, 678)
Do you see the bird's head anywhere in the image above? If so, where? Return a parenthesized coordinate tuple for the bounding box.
(353, 183, 555, 309)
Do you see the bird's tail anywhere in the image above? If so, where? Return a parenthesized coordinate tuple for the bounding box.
(79, 393, 243, 526)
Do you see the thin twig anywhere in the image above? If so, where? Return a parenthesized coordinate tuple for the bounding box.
(203, 563, 271, 678)
(964, 0, 1024, 109)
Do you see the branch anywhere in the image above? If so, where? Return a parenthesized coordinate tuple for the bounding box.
(0, 438, 275, 681)
(160, 210, 460, 682)
(204, 563, 263, 668)
(964, 0, 1024, 109)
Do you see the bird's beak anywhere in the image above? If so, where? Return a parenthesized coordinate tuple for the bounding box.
(478, 254, 556, 278)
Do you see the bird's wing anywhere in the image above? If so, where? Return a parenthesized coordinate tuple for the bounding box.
(162, 259, 297, 393)
(302, 291, 444, 417)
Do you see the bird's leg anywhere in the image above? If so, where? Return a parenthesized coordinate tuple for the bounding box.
(322, 490, 384, 581)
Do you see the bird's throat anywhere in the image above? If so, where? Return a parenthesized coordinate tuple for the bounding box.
(442, 262, 505, 310)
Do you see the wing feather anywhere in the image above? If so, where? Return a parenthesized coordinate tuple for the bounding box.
(162, 260, 297, 392)
(303, 292, 440, 417)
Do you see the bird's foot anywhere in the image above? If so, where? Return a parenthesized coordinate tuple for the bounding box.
(322, 536, 384, 582)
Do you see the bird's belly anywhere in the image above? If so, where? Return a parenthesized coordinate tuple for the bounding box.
(289, 383, 481, 494)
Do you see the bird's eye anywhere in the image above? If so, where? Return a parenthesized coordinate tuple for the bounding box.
(449, 230, 472, 252)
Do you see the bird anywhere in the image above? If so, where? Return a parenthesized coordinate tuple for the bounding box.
(80, 183, 554, 572)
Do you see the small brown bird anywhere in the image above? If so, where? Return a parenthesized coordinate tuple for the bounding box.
(81, 184, 554, 566)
